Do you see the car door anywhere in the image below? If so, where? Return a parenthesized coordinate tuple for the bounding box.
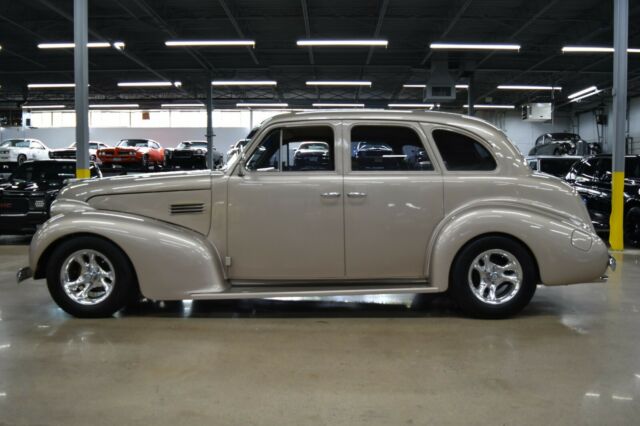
(29, 141, 47, 160)
(227, 121, 344, 280)
(342, 121, 444, 279)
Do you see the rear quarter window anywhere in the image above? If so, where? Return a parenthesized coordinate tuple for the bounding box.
(432, 129, 497, 171)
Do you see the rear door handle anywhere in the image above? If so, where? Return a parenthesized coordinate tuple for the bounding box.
(321, 192, 341, 198)
(347, 192, 367, 198)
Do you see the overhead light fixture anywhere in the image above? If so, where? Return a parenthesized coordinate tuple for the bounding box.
(28, 83, 75, 89)
(306, 81, 371, 86)
(570, 90, 602, 103)
(388, 103, 436, 108)
(37, 42, 125, 49)
(113, 42, 125, 50)
(312, 103, 365, 107)
(463, 104, 515, 109)
(118, 81, 181, 87)
(165, 40, 255, 47)
(297, 39, 388, 47)
(497, 85, 562, 91)
(236, 103, 288, 108)
(567, 86, 598, 99)
(403, 84, 426, 88)
(562, 46, 640, 53)
(211, 80, 277, 86)
(161, 103, 204, 108)
(21, 104, 66, 109)
(455, 84, 469, 89)
(430, 43, 520, 51)
(89, 104, 139, 108)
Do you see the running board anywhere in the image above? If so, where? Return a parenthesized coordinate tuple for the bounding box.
(189, 284, 440, 300)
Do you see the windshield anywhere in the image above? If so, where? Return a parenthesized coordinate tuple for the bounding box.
(299, 142, 329, 151)
(118, 139, 149, 148)
(0, 139, 29, 148)
(178, 142, 207, 149)
(10, 162, 76, 183)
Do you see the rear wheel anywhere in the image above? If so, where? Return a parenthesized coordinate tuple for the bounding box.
(625, 207, 640, 248)
(46, 236, 137, 318)
(450, 236, 537, 319)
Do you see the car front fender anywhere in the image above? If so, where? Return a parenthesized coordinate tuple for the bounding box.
(426, 206, 609, 291)
(30, 210, 228, 300)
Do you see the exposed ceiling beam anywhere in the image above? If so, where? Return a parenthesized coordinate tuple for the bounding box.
(217, 0, 260, 65)
(300, 0, 314, 65)
(421, 0, 473, 65)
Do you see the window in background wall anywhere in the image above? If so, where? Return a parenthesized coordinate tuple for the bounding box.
(170, 110, 207, 127)
(51, 111, 76, 127)
(29, 112, 52, 128)
(130, 110, 171, 127)
(90, 111, 131, 127)
(212, 110, 250, 127)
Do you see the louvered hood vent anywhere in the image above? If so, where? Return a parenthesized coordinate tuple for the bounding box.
(170, 203, 205, 215)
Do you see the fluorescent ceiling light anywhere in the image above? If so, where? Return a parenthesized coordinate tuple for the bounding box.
(430, 43, 520, 51)
(236, 103, 288, 108)
(567, 86, 598, 99)
(388, 103, 436, 108)
(312, 103, 365, 107)
(306, 81, 371, 86)
(297, 39, 388, 47)
(38, 42, 108, 49)
(455, 84, 469, 89)
(569, 89, 602, 103)
(28, 83, 75, 89)
(464, 104, 515, 109)
(21, 104, 66, 109)
(211, 80, 277, 86)
(498, 85, 562, 91)
(89, 104, 139, 108)
(113, 42, 125, 50)
(118, 81, 181, 87)
(161, 103, 204, 108)
(562, 46, 640, 53)
(403, 84, 426, 88)
(165, 40, 255, 47)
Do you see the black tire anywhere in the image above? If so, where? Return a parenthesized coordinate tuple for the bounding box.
(625, 207, 640, 248)
(449, 235, 537, 319)
(46, 236, 137, 318)
(17, 154, 27, 166)
(141, 154, 149, 170)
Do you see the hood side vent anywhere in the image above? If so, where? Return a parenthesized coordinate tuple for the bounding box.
(170, 203, 205, 215)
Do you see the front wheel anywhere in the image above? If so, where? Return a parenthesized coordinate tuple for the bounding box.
(17, 154, 27, 166)
(46, 236, 137, 318)
(449, 236, 537, 319)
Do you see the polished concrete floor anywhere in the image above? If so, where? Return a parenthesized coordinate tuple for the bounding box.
(1, 236, 639, 425)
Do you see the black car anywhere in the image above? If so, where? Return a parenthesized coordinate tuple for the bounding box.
(565, 155, 640, 246)
(529, 133, 601, 156)
(292, 141, 331, 170)
(351, 141, 395, 170)
(0, 160, 101, 235)
(165, 141, 223, 169)
(526, 155, 582, 178)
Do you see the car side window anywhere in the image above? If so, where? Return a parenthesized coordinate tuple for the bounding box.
(432, 129, 497, 171)
(350, 125, 433, 171)
(30, 141, 43, 149)
(245, 126, 334, 172)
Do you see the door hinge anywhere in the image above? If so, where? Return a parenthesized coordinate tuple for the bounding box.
(225, 256, 232, 267)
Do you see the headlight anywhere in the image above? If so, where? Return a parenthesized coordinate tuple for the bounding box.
(196, 149, 203, 154)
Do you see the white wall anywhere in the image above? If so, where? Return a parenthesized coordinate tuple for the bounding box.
(0, 126, 250, 155)
(474, 110, 573, 155)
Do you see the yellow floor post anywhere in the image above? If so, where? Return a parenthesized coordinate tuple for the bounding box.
(75, 168, 90, 179)
(609, 171, 625, 250)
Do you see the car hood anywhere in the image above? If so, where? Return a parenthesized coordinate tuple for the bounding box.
(56, 169, 221, 203)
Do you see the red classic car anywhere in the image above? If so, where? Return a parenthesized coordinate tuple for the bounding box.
(97, 139, 164, 170)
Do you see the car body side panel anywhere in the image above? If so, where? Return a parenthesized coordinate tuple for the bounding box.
(30, 211, 227, 300)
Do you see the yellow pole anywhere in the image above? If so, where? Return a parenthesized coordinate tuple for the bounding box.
(609, 171, 625, 250)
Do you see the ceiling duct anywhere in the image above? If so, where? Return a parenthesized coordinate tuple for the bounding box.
(425, 60, 456, 102)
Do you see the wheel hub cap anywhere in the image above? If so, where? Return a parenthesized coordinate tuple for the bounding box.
(467, 249, 523, 305)
(60, 249, 116, 306)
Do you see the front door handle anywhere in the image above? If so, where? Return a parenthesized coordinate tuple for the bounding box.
(347, 192, 367, 198)
(321, 192, 341, 198)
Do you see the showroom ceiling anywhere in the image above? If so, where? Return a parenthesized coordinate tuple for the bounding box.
(0, 0, 639, 110)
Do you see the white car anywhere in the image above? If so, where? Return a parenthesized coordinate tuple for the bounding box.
(0, 139, 50, 167)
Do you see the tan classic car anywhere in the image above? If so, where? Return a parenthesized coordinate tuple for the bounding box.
(18, 111, 613, 318)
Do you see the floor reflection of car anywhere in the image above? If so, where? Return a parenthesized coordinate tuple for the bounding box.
(293, 141, 330, 170)
(0, 160, 101, 235)
(166, 141, 223, 169)
(49, 141, 110, 163)
(565, 154, 640, 246)
(526, 155, 582, 178)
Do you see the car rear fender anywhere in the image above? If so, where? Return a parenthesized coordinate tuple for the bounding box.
(30, 210, 228, 300)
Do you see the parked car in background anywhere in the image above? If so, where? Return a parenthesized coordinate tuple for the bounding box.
(565, 154, 640, 246)
(226, 139, 250, 161)
(166, 141, 222, 169)
(526, 155, 582, 178)
(20, 111, 612, 319)
(49, 141, 110, 162)
(0, 160, 101, 235)
(292, 141, 331, 170)
(0, 139, 50, 174)
(529, 133, 581, 156)
(97, 139, 164, 170)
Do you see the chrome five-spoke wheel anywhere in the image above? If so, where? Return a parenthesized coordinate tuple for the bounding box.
(60, 249, 116, 305)
(467, 249, 523, 305)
